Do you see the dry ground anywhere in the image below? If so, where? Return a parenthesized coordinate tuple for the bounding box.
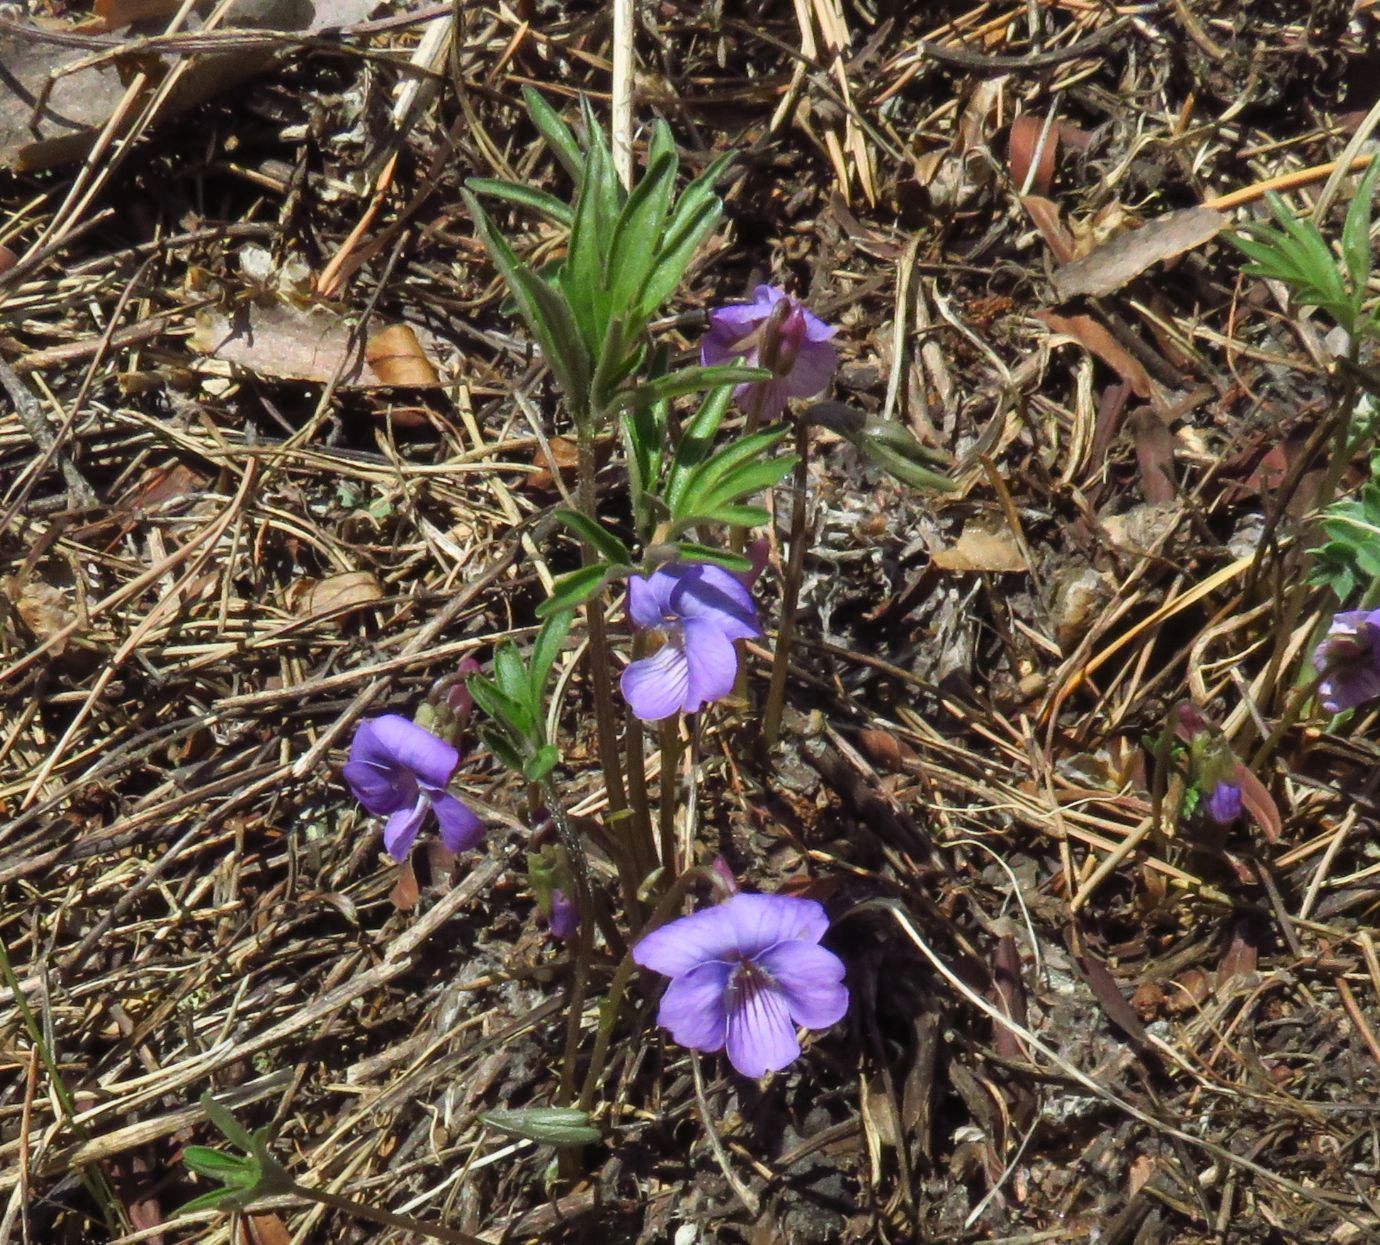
(3, 0, 1380, 1241)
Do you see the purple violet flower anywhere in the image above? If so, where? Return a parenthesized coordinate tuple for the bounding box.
(343, 715, 484, 862)
(546, 889, 579, 941)
(620, 562, 761, 722)
(633, 892, 849, 1078)
(1314, 609, 1380, 713)
(701, 284, 837, 421)
(1205, 780, 1242, 825)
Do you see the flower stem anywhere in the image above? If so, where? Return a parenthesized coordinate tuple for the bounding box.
(576, 864, 713, 1111)
(1245, 361, 1359, 744)
(576, 424, 628, 817)
(763, 415, 810, 746)
(285, 1179, 488, 1245)
(657, 718, 681, 875)
(623, 631, 659, 905)
(544, 787, 597, 1107)
(576, 421, 643, 923)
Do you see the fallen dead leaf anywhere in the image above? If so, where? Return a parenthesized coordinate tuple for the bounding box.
(855, 728, 917, 773)
(0, 0, 384, 171)
(295, 570, 383, 621)
(191, 303, 446, 389)
(1052, 205, 1226, 301)
(1009, 113, 1058, 195)
(366, 323, 440, 387)
(1128, 407, 1177, 503)
(1021, 195, 1075, 265)
(1036, 310, 1152, 398)
(1235, 762, 1282, 843)
(4, 575, 78, 653)
(932, 524, 1027, 573)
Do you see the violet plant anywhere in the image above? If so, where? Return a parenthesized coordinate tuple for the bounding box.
(185, 91, 950, 1225)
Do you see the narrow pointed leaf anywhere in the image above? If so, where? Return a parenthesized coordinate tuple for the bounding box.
(552, 508, 632, 564)
(537, 564, 618, 616)
(611, 364, 769, 413)
(481, 1107, 601, 1146)
(1342, 155, 1380, 293)
(522, 87, 584, 182)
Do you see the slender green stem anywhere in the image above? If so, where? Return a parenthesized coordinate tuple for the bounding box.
(576, 865, 713, 1111)
(286, 1180, 487, 1245)
(657, 719, 681, 875)
(623, 631, 658, 909)
(1241, 362, 1360, 750)
(544, 789, 596, 1107)
(576, 424, 628, 816)
(764, 416, 810, 745)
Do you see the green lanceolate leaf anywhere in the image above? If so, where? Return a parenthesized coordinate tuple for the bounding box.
(611, 364, 768, 414)
(465, 178, 576, 229)
(638, 200, 721, 319)
(493, 644, 534, 716)
(468, 673, 535, 738)
(591, 314, 645, 413)
(481, 1107, 601, 1146)
(672, 541, 754, 572)
(671, 425, 791, 517)
(182, 1146, 255, 1181)
(1342, 155, 1380, 298)
(522, 86, 585, 183)
(463, 192, 592, 416)
(694, 503, 772, 529)
(579, 96, 624, 237)
(562, 139, 612, 349)
(683, 453, 798, 519)
(552, 508, 632, 565)
(530, 609, 573, 698)
(538, 563, 617, 616)
(606, 149, 679, 318)
(479, 725, 525, 775)
(664, 383, 734, 504)
(523, 744, 560, 783)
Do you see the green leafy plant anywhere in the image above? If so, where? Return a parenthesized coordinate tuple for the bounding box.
(1226, 156, 1379, 342)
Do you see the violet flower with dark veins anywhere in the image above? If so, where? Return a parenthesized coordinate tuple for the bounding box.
(701, 284, 837, 421)
(1314, 609, 1380, 713)
(620, 562, 761, 722)
(343, 715, 484, 862)
(633, 893, 849, 1078)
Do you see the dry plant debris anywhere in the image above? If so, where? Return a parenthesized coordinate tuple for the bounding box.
(2, 0, 1380, 1242)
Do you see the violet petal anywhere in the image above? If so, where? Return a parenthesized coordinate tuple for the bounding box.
(720, 893, 830, 958)
(724, 978, 799, 1077)
(780, 337, 839, 399)
(667, 564, 760, 638)
(621, 641, 691, 721)
(360, 715, 459, 789)
(757, 941, 850, 1030)
(682, 617, 739, 711)
(627, 571, 676, 631)
(657, 960, 733, 1053)
(431, 792, 484, 853)
(382, 795, 431, 862)
(633, 903, 747, 976)
(342, 759, 408, 816)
